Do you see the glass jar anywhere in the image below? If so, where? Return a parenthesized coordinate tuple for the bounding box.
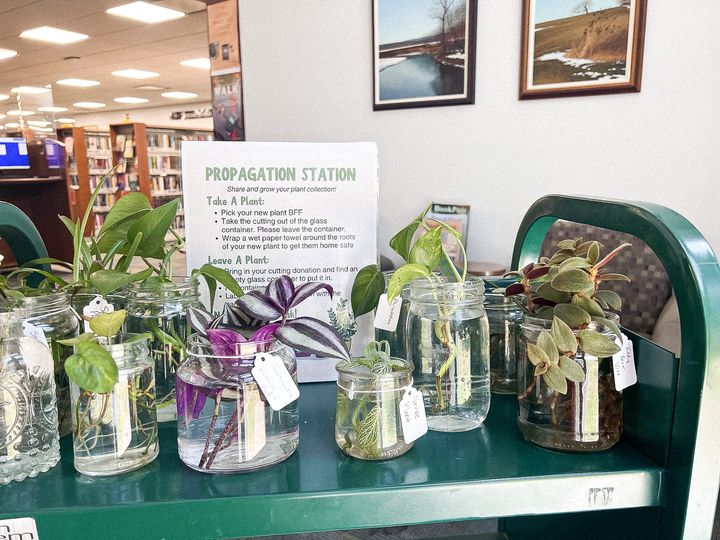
(0, 311, 60, 484)
(485, 291, 523, 394)
(125, 277, 200, 422)
(72, 289, 128, 328)
(335, 358, 415, 460)
(14, 291, 79, 436)
(177, 336, 299, 474)
(516, 314, 622, 452)
(374, 271, 410, 359)
(407, 278, 490, 432)
(70, 334, 159, 476)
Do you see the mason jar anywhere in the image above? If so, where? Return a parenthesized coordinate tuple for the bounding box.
(177, 336, 299, 473)
(70, 334, 159, 475)
(485, 290, 523, 394)
(374, 271, 411, 359)
(406, 278, 490, 432)
(11, 291, 79, 437)
(125, 277, 200, 422)
(516, 314, 623, 452)
(0, 310, 60, 484)
(335, 357, 415, 460)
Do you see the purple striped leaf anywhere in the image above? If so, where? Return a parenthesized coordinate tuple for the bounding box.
(187, 307, 214, 337)
(207, 328, 248, 356)
(275, 317, 350, 361)
(289, 281, 334, 309)
(250, 323, 281, 343)
(220, 303, 261, 328)
(235, 290, 283, 321)
(265, 275, 295, 311)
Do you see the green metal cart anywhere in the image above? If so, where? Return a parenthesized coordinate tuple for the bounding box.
(0, 195, 718, 539)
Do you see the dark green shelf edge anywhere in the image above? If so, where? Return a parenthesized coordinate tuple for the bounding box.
(0, 384, 663, 540)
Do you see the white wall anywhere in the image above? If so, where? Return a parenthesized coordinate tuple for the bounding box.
(238, 0, 720, 267)
(72, 102, 213, 131)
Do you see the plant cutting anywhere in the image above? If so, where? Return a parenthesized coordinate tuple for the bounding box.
(177, 274, 350, 473)
(506, 237, 631, 451)
(59, 310, 159, 475)
(335, 340, 415, 460)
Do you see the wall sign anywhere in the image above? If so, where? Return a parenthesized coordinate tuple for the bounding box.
(183, 141, 379, 380)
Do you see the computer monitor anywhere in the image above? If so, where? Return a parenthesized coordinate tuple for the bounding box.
(0, 137, 30, 170)
(45, 139, 63, 169)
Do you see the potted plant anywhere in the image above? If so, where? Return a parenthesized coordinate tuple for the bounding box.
(505, 238, 630, 452)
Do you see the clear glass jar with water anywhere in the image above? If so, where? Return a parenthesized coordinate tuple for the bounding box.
(0, 310, 60, 484)
(177, 336, 299, 473)
(485, 290, 523, 394)
(125, 277, 199, 422)
(406, 278, 490, 432)
(70, 334, 159, 475)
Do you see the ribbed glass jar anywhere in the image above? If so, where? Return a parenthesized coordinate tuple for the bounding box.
(125, 277, 200, 422)
(177, 336, 299, 474)
(0, 310, 60, 484)
(70, 334, 159, 475)
(485, 291, 523, 394)
(335, 358, 414, 460)
(406, 278, 490, 432)
(374, 271, 410, 359)
(516, 314, 623, 452)
(13, 291, 79, 436)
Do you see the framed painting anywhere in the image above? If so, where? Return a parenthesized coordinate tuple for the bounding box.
(520, 0, 647, 99)
(373, 0, 477, 110)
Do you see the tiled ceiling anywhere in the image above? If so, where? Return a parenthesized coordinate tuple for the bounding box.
(0, 0, 210, 116)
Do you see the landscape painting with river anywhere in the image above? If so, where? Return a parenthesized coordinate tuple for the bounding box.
(374, 0, 476, 109)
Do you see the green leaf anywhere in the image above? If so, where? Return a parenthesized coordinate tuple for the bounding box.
(350, 264, 385, 317)
(551, 316, 577, 354)
(408, 226, 444, 270)
(591, 316, 622, 340)
(559, 257, 592, 270)
(526, 342, 549, 367)
(559, 356, 585, 382)
(65, 341, 119, 393)
(551, 268, 592, 292)
(437, 250, 462, 282)
(193, 264, 245, 311)
(89, 309, 127, 338)
(125, 332, 152, 343)
(598, 273, 631, 282)
(99, 192, 152, 236)
(89, 267, 153, 296)
(587, 241, 600, 264)
(536, 282, 571, 304)
(571, 294, 605, 317)
(126, 198, 180, 258)
(578, 330, 622, 357)
(594, 290, 622, 310)
(553, 303, 591, 328)
(556, 239, 576, 250)
(356, 405, 381, 456)
(543, 364, 567, 394)
(536, 330, 558, 364)
(58, 332, 96, 346)
(387, 263, 430, 303)
(388, 204, 431, 261)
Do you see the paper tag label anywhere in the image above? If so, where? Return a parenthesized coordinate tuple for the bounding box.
(579, 353, 600, 442)
(251, 353, 300, 411)
(374, 294, 402, 332)
(399, 386, 428, 444)
(112, 375, 132, 457)
(239, 383, 266, 462)
(82, 295, 114, 332)
(0, 518, 39, 539)
(613, 334, 637, 391)
(22, 321, 48, 348)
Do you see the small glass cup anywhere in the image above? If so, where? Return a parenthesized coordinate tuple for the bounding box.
(485, 290, 523, 394)
(177, 336, 299, 474)
(335, 358, 415, 460)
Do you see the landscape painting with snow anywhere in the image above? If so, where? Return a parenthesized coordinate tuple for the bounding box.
(521, 0, 646, 98)
(373, 0, 477, 109)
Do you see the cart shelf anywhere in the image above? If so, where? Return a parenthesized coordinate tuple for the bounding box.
(0, 385, 662, 540)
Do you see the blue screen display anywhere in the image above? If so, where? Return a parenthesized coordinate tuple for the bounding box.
(0, 137, 30, 169)
(45, 140, 63, 168)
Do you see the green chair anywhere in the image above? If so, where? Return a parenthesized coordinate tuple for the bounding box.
(0, 201, 50, 286)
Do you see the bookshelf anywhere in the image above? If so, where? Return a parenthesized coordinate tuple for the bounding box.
(109, 122, 152, 201)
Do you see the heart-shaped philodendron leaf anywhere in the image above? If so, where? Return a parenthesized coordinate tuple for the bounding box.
(88, 309, 127, 339)
(65, 340, 119, 394)
(350, 264, 385, 318)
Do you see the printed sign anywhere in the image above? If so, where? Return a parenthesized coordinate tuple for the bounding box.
(0, 518, 39, 539)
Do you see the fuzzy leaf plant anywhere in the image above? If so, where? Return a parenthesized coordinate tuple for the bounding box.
(506, 237, 631, 395)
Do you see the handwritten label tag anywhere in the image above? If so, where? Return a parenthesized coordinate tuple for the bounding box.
(112, 375, 132, 457)
(613, 334, 637, 391)
(374, 293, 402, 332)
(251, 353, 300, 411)
(399, 386, 428, 444)
(22, 321, 48, 348)
(82, 295, 114, 332)
(580, 353, 599, 442)
(239, 383, 266, 462)
(0, 518, 39, 539)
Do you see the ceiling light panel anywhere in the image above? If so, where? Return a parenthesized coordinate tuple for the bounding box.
(0, 48, 18, 61)
(136, 85, 166, 91)
(38, 106, 69, 112)
(74, 102, 106, 109)
(4, 123, 20, 128)
(107, 2, 185, 24)
(180, 58, 210, 69)
(20, 26, 89, 44)
(0, 94, 9, 101)
(56, 78, 100, 87)
(58, 118, 75, 123)
(112, 69, 159, 79)
(161, 91, 198, 99)
(7, 110, 34, 116)
(11, 86, 51, 94)
(114, 97, 149, 104)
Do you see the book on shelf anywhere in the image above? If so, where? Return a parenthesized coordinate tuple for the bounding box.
(115, 134, 126, 152)
(123, 137, 135, 159)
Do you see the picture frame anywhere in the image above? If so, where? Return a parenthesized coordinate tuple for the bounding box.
(373, 0, 477, 110)
(520, 0, 647, 99)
